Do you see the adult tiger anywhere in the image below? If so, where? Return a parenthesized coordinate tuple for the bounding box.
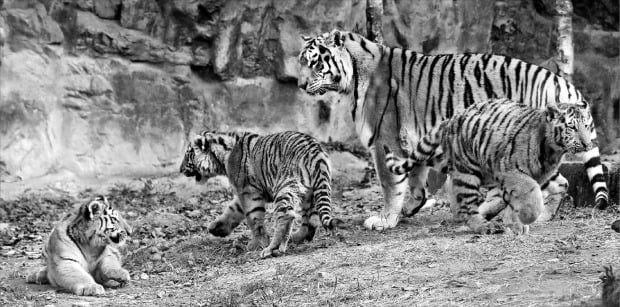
(180, 130, 340, 258)
(384, 99, 592, 234)
(297, 29, 609, 230)
(27, 196, 132, 296)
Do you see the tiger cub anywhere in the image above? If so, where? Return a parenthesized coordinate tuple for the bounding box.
(27, 196, 132, 296)
(384, 98, 592, 234)
(180, 130, 340, 258)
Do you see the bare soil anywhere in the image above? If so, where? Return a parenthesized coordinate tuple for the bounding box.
(0, 171, 619, 307)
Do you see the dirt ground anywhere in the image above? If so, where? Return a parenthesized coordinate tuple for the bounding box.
(1, 166, 619, 306)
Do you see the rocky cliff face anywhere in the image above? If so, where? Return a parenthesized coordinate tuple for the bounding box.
(0, 0, 617, 182)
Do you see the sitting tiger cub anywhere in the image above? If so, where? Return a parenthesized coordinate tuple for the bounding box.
(180, 130, 341, 258)
(384, 98, 592, 234)
(27, 196, 132, 296)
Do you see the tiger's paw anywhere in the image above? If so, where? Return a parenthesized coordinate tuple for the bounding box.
(102, 268, 131, 286)
(259, 245, 286, 259)
(479, 221, 505, 235)
(246, 234, 269, 251)
(26, 269, 48, 284)
(73, 283, 105, 296)
(208, 220, 233, 237)
(469, 217, 505, 235)
(505, 223, 530, 236)
(363, 213, 399, 231)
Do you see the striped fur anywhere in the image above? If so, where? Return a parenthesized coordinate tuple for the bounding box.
(298, 29, 609, 230)
(384, 99, 592, 234)
(180, 130, 338, 258)
(27, 196, 132, 296)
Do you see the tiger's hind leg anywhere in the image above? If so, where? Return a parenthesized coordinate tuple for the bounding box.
(47, 259, 105, 296)
(290, 191, 319, 243)
(451, 172, 505, 235)
(26, 268, 49, 285)
(261, 181, 303, 258)
(239, 193, 270, 251)
(364, 145, 409, 230)
(497, 171, 544, 234)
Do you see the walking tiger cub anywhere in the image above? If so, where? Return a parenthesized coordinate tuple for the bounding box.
(384, 98, 592, 234)
(180, 130, 341, 258)
(27, 196, 132, 296)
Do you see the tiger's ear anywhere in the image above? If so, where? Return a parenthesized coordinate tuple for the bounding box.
(84, 198, 105, 220)
(301, 35, 312, 42)
(191, 134, 206, 151)
(545, 104, 561, 122)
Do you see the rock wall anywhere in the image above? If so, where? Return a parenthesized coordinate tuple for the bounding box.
(0, 0, 617, 182)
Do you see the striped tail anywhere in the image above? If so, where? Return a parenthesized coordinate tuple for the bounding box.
(313, 159, 339, 229)
(384, 126, 444, 175)
(579, 144, 610, 209)
(384, 145, 416, 175)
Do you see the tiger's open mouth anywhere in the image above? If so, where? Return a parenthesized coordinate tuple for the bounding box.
(110, 232, 126, 244)
(110, 235, 120, 244)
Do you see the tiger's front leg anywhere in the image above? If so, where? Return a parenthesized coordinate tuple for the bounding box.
(539, 172, 569, 221)
(208, 196, 246, 238)
(363, 146, 409, 230)
(94, 247, 130, 288)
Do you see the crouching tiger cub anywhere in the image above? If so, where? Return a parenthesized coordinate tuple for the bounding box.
(180, 130, 341, 258)
(384, 98, 592, 234)
(27, 196, 132, 296)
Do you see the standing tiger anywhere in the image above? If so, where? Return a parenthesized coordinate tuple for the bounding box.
(180, 130, 340, 258)
(384, 98, 592, 234)
(26, 196, 132, 296)
(297, 29, 609, 231)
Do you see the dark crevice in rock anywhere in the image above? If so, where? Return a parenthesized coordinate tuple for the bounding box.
(317, 100, 331, 125)
(190, 64, 220, 82)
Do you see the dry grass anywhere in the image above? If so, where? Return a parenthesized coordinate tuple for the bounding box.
(0, 176, 618, 306)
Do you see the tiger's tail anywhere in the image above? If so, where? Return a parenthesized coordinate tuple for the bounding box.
(312, 158, 342, 230)
(384, 126, 444, 175)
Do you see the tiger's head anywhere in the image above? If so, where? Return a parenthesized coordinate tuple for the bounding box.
(179, 133, 227, 182)
(545, 102, 593, 154)
(71, 196, 131, 249)
(298, 31, 353, 95)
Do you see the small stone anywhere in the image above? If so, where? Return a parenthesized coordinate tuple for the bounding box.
(547, 258, 560, 262)
(151, 253, 162, 261)
(156, 291, 165, 298)
(317, 271, 335, 280)
(3, 250, 16, 256)
(140, 273, 149, 280)
(0, 223, 9, 233)
(187, 210, 201, 218)
(150, 247, 159, 254)
(72, 302, 91, 307)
